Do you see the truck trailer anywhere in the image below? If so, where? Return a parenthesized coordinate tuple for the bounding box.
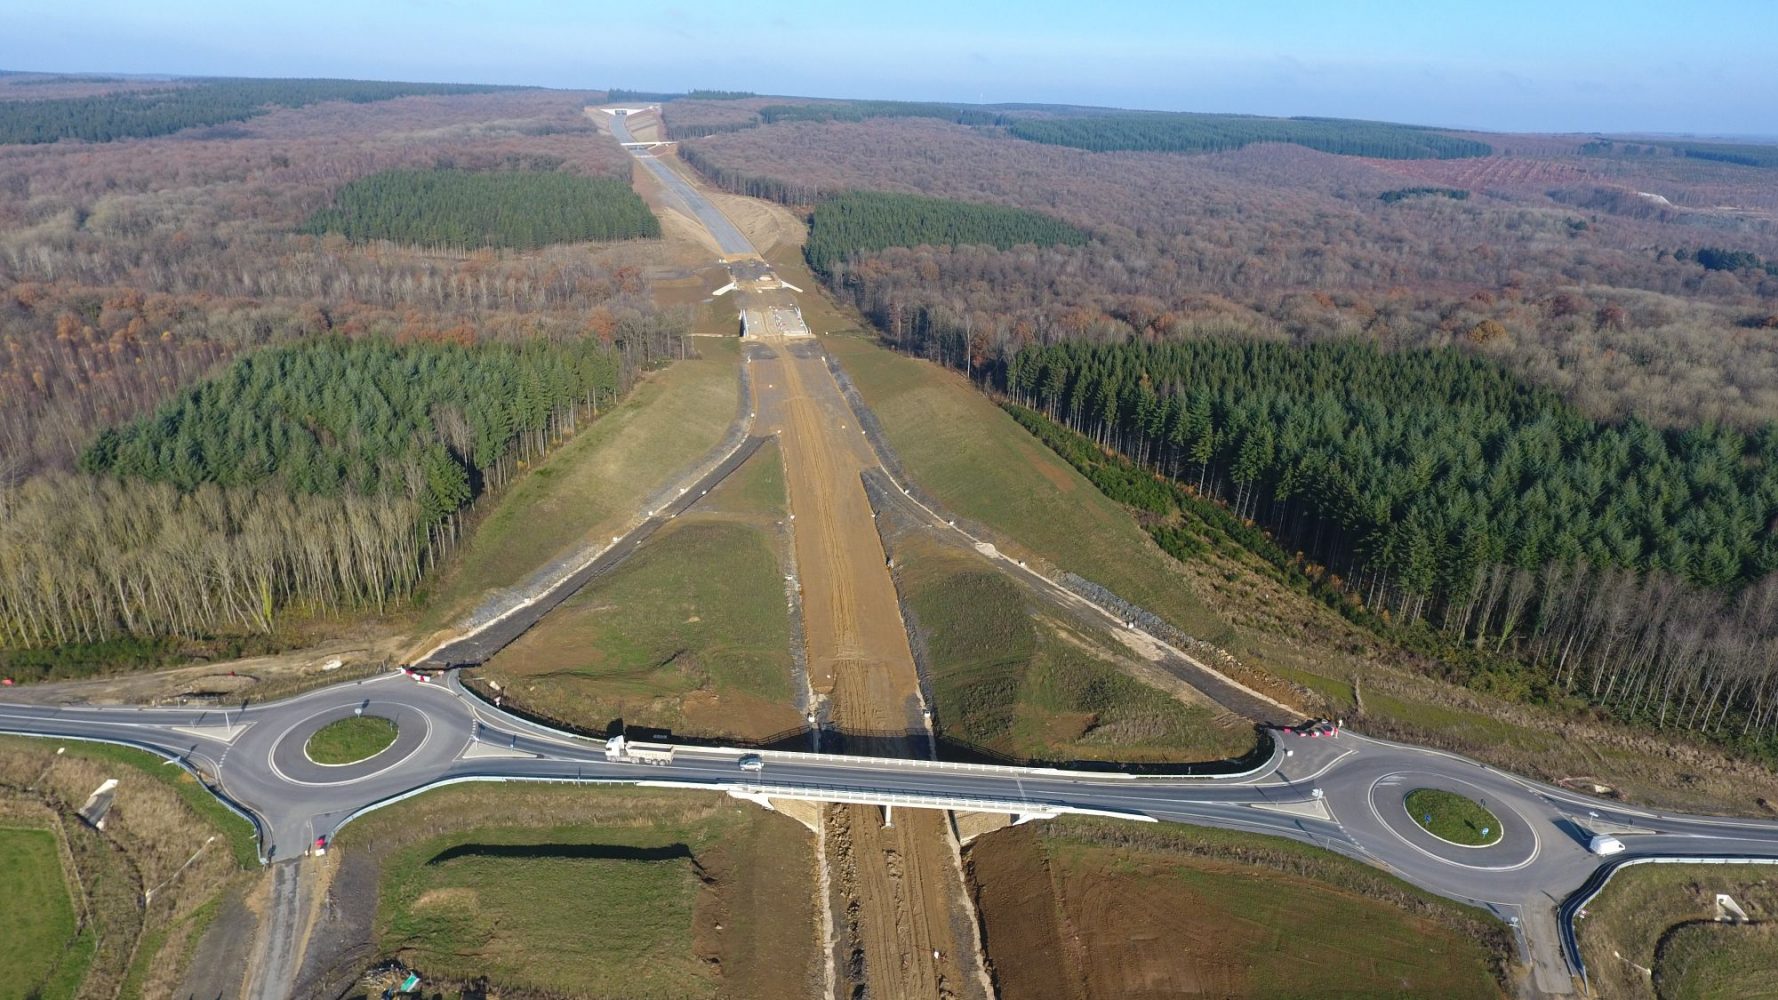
(605, 734, 675, 765)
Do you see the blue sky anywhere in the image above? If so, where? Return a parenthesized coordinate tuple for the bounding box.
(3, 0, 1774, 136)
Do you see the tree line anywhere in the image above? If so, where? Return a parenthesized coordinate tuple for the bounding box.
(1006, 112, 1491, 159)
(303, 169, 660, 250)
(1379, 187, 1469, 203)
(1663, 141, 1778, 170)
(1000, 339, 1777, 601)
(805, 191, 1087, 277)
(1007, 397, 1778, 751)
(1, 334, 665, 647)
(758, 100, 1010, 127)
(0, 77, 512, 144)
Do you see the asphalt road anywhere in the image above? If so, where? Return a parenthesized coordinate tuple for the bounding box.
(611, 114, 756, 257)
(8, 674, 1778, 994)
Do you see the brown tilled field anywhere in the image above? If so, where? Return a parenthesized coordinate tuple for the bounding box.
(968, 824, 1504, 1000)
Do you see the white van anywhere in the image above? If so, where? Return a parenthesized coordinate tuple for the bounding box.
(1588, 834, 1626, 856)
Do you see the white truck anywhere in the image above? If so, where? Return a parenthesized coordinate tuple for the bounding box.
(605, 734, 675, 765)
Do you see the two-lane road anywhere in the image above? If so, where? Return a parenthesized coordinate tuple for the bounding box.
(10, 670, 1778, 993)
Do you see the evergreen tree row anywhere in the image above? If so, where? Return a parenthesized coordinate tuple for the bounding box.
(1663, 141, 1778, 169)
(0, 78, 510, 144)
(758, 100, 1010, 127)
(1379, 187, 1469, 203)
(805, 191, 1087, 277)
(1007, 113, 1491, 159)
(303, 169, 659, 250)
(82, 337, 625, 510)
(999, 339, 1778, 605)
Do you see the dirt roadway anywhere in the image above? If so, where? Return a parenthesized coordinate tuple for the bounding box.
(748, 332, 984, 999)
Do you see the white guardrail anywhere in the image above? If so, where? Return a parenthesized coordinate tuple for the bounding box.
(322, 772, 1156, 853)
(680, 742, 1280, 783)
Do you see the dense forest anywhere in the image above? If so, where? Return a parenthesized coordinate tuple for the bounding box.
(804, 191, 1086, 276)
(0, 78, 511, 144)
(996, 339, 1778, 743)
(303, 169, 660, 249)
(1005, 113, 1492, 159)
(2, 335, 658, 648)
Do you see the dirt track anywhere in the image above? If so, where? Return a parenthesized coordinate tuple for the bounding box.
(748, 332, 981, 998)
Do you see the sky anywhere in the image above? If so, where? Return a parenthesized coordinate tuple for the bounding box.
(3, 0, 1775, 136)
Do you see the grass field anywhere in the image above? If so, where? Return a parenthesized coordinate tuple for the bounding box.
(305, 716, 399, 765)
(383, 835, 708, 998)
(826, 334, 1239, 648)
(483, 442, 801, 740)
(0, 826, 88, 1000)
(341, 784, 817, 1000)
(894, 531, 1249, 763)
(0, 737, 253, 998)
(1405, 789, 1502, 846)
(1654, 922, 1778, 1000)
(969, 820, 1504, 1000)
(1575, 862, 1778, 1000)
(424, 339, 740, 629)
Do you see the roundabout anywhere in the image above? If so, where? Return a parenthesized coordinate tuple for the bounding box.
(1362, 769, 1541, 872)
(266, 698, 437, 786)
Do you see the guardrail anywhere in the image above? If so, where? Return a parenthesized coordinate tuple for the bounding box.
(456, 667, 1282, 781)
(1558, 853, 1778, 992)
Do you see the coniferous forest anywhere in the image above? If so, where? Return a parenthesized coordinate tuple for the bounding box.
(998, 339, 1778, 742)
(1, 336, 652, 647)
(1006, 112, 1492, 159)
(804, 191, 1087, 276)
(304, 169, 660, 249)
(0, 78, 511, 144)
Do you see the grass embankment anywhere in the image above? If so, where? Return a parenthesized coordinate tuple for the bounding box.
(426, 338, 740, 629)
(337, 783, 816, 1000)
(825, 334, 1235, 647)
(482, 441, 800, 740)
(1655, 922, 1778, 1000)
(1576, 862, 1778, 1000)
(0, 736, 254, 998)
(305, 717, 399, 765)
(0, 826, 86, 997)
(1405, 789, 1502, 846)
(970, 819, 1505, 1000)
(895, 530, 1249, 763)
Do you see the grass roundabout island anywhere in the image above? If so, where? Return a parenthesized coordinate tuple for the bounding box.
(305, 715, 399, 765)
(1405, 788, 1502, 847)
